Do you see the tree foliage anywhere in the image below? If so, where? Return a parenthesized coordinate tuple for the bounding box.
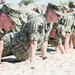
(59, 0, 68, 6)
(20, 0, 35, 5)
(59, 0, 74, 6)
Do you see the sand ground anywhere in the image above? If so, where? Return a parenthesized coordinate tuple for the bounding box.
(0, 47, 75, 75)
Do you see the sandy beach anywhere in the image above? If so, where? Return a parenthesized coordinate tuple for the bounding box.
(0, 47, 75, 75)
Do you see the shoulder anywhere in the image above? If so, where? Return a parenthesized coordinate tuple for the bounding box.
(28, 15, 46, 24)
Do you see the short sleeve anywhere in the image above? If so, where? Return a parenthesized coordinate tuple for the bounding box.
(27, 18, 44, 41)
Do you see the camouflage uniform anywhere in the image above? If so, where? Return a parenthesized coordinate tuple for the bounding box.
(51, 12, 75, 47)
(27, 3, 46, 14)
(0, 3, 41, 61)
(2, 3, 27, 32)
(0, 3, 28, 61)
(48, 23, 65, 47)
(2, 3, 61, 61)
(19, 4, 40, 20)
(59, 13, 75, 34)
(48, 6, 75, 47)
(0, 29, 8, 40)
(2, 15, 51, 61)
(71, 14, 75, 32)
(0, 3, 22, 38)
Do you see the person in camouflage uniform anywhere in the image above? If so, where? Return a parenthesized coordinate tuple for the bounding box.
(48, 3, 75, 53)
(0, 3, 25, 66)
(58, 12, 75, 51)
(68, 2, 75, 49)
(19, 3, 40, 20)
(48, 23, 65, 47)
(1, 3, 62, 64)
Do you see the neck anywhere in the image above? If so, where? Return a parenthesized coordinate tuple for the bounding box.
(0, 20, 3, 29)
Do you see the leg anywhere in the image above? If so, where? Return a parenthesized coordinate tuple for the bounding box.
(57, 44, 66, 54)
(41, 41, 48, 59)
(64, 32, 70, 52)
(71, 32, 75, 49)
(69, 35, 73, 49)
(2, 33, 14, 57)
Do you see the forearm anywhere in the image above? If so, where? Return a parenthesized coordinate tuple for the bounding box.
(29, 40, 37, 63)
(41, 41, 48, 59)
(0, 40, 3, 63)
(64, 32, 71, 51)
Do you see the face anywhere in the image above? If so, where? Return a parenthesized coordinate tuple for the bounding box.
(52, 11, 60, 23)
(1, 13, 16, 31)
(47, 10, 61, 23)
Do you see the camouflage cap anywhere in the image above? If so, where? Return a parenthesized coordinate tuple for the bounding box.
(1, 3, 22, 25)
(20, 12, 27, 23)
(47, 3, 61, 16)
(63, 5, 69, 10)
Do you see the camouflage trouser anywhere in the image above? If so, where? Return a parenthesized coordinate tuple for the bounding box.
(2, 33, 14, 57)
(2, 32, 29, 61)
(48, 34, 65, 47)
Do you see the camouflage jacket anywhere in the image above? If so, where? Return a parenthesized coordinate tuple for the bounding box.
(15, 15, 49, 49)
(58, 13, 75, 33)
(0, 29, 8, 40)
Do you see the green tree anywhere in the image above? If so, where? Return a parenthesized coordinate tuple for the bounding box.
(59, 0, 68, 6)
(20, 0, 35, 5)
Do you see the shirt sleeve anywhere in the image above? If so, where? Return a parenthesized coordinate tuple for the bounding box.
(27, 18, 44, 41)
(59, 13, 74, 33)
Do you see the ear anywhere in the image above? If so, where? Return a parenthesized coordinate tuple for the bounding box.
(0, 13, 6, 20)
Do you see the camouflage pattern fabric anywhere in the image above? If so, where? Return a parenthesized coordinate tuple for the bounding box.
(48, 24, 65, 47)
(48, 33, 65, 47)
(2, 33, 14, 57)
(2, 32, 29, 61)
(58, 13, 75, 34)
(47, 3, 61, 16)
(16, 15, 47, 49)
(1, 3, 27, 32)
(19, 5, 40, 20)
(0, 4, 27, 59)
(27, 3, 46, 14)
(49, 13, 75, 47)
(0, 29, 8, 40)
(71, 14, 75, 32)
(1, 3, 22, 25)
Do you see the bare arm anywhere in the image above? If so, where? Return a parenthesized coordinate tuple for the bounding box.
(0, 40, 3, 63)
(29, 40, 37, 63)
